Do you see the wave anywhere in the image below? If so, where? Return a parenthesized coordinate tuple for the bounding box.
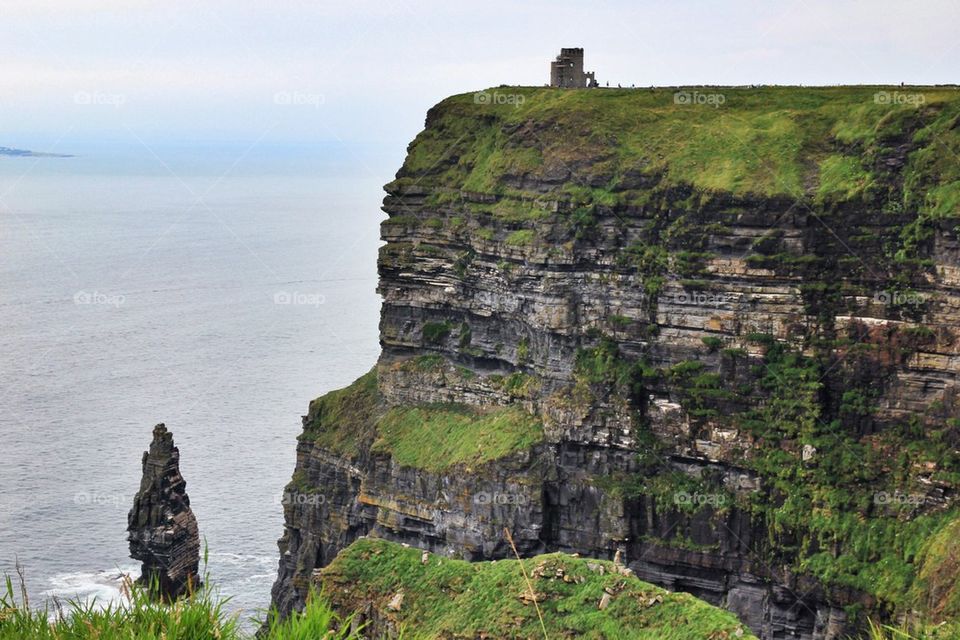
(40, 565, 139, 609)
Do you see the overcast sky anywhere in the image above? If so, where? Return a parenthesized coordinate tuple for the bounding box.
(2, 0, 958, 154)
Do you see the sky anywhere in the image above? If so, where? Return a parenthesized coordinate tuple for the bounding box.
(1, 0, 958, 165)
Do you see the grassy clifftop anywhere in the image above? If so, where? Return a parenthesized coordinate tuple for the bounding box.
(318, 537, 757, 639)
(392, 85, 960, 212)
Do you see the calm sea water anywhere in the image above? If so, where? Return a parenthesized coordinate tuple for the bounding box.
(0, 142, 389, 625)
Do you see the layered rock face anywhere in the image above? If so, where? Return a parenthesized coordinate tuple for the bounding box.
(128, 423, 200, 599)
(270, 87, 960, 639)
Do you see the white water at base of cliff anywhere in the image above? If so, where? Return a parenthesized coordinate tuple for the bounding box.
(41, 565, 139, 609)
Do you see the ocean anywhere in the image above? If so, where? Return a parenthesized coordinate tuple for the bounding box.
(0, 141, 389, 626)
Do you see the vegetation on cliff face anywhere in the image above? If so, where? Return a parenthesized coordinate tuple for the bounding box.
(300, 368, 543, 472)
(574, 330, 960, 616)
(910, 516, 960, 622)
(300, 368, 381, 457)
(317, 537, 756, 640)
(732, 341, 959, 607)
(374, 404, 542, 472)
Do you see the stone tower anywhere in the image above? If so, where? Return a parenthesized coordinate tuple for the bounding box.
(550, 47, 598, 88)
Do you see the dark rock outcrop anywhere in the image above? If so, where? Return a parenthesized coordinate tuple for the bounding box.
(127, 423, 200, 599)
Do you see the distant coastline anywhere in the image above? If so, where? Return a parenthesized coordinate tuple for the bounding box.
(0, 146, 73, 158)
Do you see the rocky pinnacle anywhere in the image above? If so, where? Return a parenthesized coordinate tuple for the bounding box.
(127, 423, 201, 599)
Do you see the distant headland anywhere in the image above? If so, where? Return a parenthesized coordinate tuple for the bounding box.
(0, 146, 73, 158)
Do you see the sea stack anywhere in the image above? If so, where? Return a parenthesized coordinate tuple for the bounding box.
(127, 423, 201, 599)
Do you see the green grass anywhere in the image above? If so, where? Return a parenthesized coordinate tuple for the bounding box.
(300, 369, 380, 457)
(391, 85, 960, 203)
(0, 566, 368, 640)
(910, 516, 960, 621)
(421, 321, 452, 345)
(263, 591, 362, 640)
(488, 371, 540, 398)
(0, 574, 240, 640)
(925, 182, 960, 217)
(504, 228, 535, 246)
(302, 367, 543, 472)
(816, 154, 874, 201)
(488, 197, 553, 222)
(865, 619, 960, 640)
(0, 568, 364, 640)
(701, 336, 724, 351)
(317, 537, 757, 640)
(372, 403, 543, 472)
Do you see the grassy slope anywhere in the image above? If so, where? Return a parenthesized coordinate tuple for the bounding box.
(374, 404, 542, 472)
(319, 537, 757, 640)
(911, 516, 960, 621)
(301, 369, 544, 471)
(301, 368, 382, 457)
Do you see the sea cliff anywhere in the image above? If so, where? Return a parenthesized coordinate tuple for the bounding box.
(270, 86, 960, 639)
